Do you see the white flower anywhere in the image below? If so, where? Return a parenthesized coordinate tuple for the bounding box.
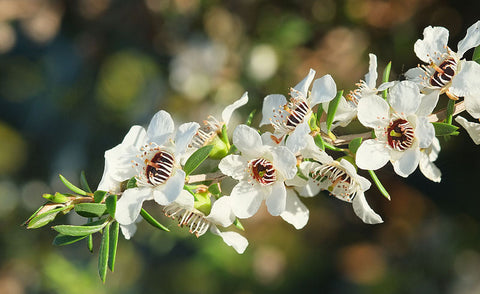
(455, 115, 480, 144)
(115, 110, 199, 227)
(419, 137, 442, 183)
(219, 124, 297, 219)
(355, 81, 436, 177)
(163, 191, 248, 254)
(260, 69, 337, 153)
(406, 21, 480, 118)
(286, 150, 383, 224)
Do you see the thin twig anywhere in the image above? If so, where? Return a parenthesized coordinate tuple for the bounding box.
(428, 101, 465, 122)
(187, 171, 226, 184)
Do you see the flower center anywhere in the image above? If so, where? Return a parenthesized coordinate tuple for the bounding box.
(387, 119, 414, 151)
(164, 204, 210, 237)
(429, 58, 457, 88)
(249, 158, 276, 186)
(285, 100, 310, 129)
(309, 163, 356, 202)
(145, 151, 175, 185)
(190, 116, 222, 148)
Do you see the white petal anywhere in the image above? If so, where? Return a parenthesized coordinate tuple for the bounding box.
(210, 226, 248, 254)
(450, 61, 480, 97)
(388, 81, 421, 115)
(465, 93, 480, 119)
(174, 190, 195, 209)
(230, 181, 264, 218)
(419, 152, 441, 183)
(414, 26, 449, 63)
(116, 187, 152, 225)
(260, 94, 287, 126)
(265, 182, 287, 216)
(270, 146, 297, 180)
(147, 110, 174, 144)
(327, 96, 357, 128)
(280, 189, 309, 229)
(364, 53, 378, 89)
(310, 74, 337, 106)
(233, 124, 263, 158)
(455, 116, 480, 144)
(174, 122, 200, 156)
(218, 155, 248, 180)
(392, 148, 421, 177)
(121, 125, 147, 149)
(355, 139, 390, 171)
(457, 20, 480, 58)
(207, 196, 235, 227)
(261, 131, 281, 147)
(153, 170, 185, 205)
(120, 223, 137, 240)
(377, 81, 395, 92)
(415, 117, 435, 148)
(293, 68, 316, 98)
(357, 95, 390, 128)
(285, 121, 310, 153)
(221, 92, 249, 124)
(405, 67, 427, 85)
(352, 192, 383, 224)
(416, 90, 439, 117)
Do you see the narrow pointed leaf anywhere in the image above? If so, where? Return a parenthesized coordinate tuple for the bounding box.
(59, 174, 87, 196)
(348, 137, 363, 154)
(208, 183, 221, 197)
(234, 218, 245, 231)
(316, 103, 324, 125)
(26, 205, 74, 229)
(184, 145, 214, 176)
(140, 208, 170, 232)
(98, 222, 110, 283)
(382, 61, 392, 99)
(245, 109, 256, 126)
(88, 234, 94, 252)
(105, 194, 117, 218)
(432, 122, 459, 136)
(80, 171, 93, 193)
(53, 219, 108, 236)
(94, 190, 107, 203)
(473, 45, 480, 64)
(220, 124, 230, 146)
(368, 170, 390, 200)
(108, 222, 119, 272)
(314, 134, 325, 150)
(326, 90, 343, 132)
(74, 203, 107, 218)
(53, 234, 88, 246)
(445, 99, 455, 125)
(42, 192, 69, 203)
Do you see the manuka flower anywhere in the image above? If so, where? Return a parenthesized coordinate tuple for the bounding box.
(115, 110, 199, 227)
(406, 21, 480, 118)
(219, 124, 297, 219)
(355, 81, 436, 177)
(455, 116, 480, 144)
(260, 69, 337, 153)
(419, 137, 442, 183)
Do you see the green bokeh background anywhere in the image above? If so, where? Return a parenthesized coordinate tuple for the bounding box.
(1, 0, 480, 293)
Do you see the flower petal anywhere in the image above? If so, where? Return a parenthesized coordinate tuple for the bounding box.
(230, 181, 264, 218)
(116, 187, 152, 225)
(233, 124, 263, 158)
(120, 223, 137, 240)
(455, 116, 480, 144)
(292, 68, 315, 98)
(415, 116, 435, 148)
(388, 81, 421, 115)
(265, 182, 287, 216)
(457, 20, 480, 58)
(147, 110, 174, 144)
(405, 67, 427, 86)
(355, 139, 390, 171)
(207, 196, 235, 227)
(364, 53, 378, 89)
(210, 226, 248, 254)
(121, 125, 147, 149)
(280, 189, 309, 229)
(219, 155, 248, 180)
(465, 93, 480, 119)
(285, 121, 310, 153)
(352, 192, 383, 224)
(174, 122, 200, 156)
(416, 90, 439, 117)
(153, 170, 185, 205)
(357, 95, 390, 129)
(450, 61, 480, 97)
(414, 26, 449, 63)
(392, 148, 421, 177)
(270, 146, 297, 180)
(221, 92, 249, 124)
(419, 152, 441, 183)
(260, 94, 287, 126)
(310, 74, 337, 106)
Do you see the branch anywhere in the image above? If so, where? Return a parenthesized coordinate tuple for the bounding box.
(187, 171, 226, 184)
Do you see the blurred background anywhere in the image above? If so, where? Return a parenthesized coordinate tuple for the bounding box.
(1, 0, 480, 293)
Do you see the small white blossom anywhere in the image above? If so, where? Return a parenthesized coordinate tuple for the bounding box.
(455, 115, 480, 144)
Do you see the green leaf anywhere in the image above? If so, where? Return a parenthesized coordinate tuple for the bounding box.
(208, 183, 221, 197)
(26, 205, 74, 229)
(88, 234, 94, 252)
(245, 109, 256, 126)
(314, 134, 325, 150)
(316, 103, 324, 125)
(53, 234, 88, 246)
(433, 122, 459, 136)
(105, 194, 117, 218)
(234, 218, 245, 231)
(326, 90, 344, 132)
(59, 174, 87, 196)
(140, 208, 170, 232)
(445, 99, 455, 125)
(382, 61, 392, 100)
(98, 222, 110, 283)
(184, 145, 214, 176)
(80, 171, 93, 193)
(368, 170, 390, 200)
(108, 222, 119, 272)
(74, 203, 107, 218)
(53, 219, 108, 236)
(348, 137, 363, 154)
(220, 124, 230, 147)
(126, 177, 137, 189)
(473, 45, 480, 64)
(94, 190, 107, 203)
(42, 192, 69, 203)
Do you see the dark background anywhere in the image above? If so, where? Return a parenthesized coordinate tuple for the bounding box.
(0, 0, 479, 293)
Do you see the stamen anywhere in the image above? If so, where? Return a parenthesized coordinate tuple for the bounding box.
(386, 118, 415, 151)
(249, 158, 276, 186)
(310, 162, 357, 202)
